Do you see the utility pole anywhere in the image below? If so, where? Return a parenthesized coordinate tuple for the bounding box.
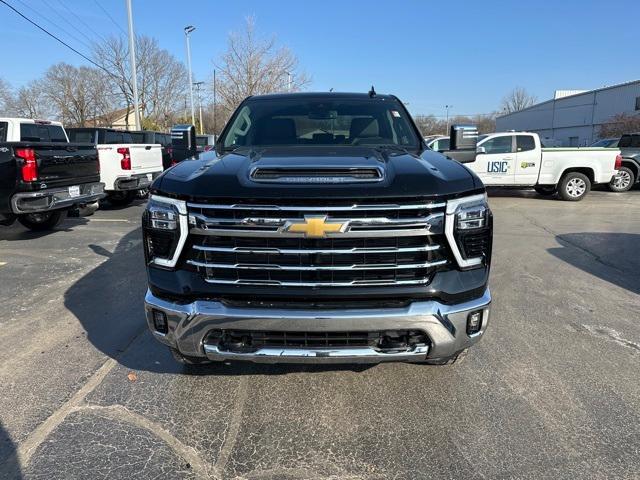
(193, 81, 204, 134)
(213, 69, 217, 136)
(184, 25, 196, 126)
(445, 104, 453, 135)
(126, 0, 140, 130)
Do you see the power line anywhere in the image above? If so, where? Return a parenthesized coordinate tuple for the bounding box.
(0, 0, 114, 78)
(93, 0, 126, 35)
(54, 0, 108, 44)
(12, 0, 92, 51)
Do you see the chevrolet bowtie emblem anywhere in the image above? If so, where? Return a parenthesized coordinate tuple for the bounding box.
(283, 215, 347, 238)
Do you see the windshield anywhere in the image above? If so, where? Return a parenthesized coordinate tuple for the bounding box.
(220, 97, 420, 150)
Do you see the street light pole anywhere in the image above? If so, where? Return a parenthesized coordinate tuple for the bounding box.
(126, 0, 141, 130)
(193, 81, 204, 134)
(445, 104, 453, 135)
(213, 69, 217, 136)
(184, 25, 196, 126)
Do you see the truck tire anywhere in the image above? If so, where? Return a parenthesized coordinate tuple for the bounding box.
(558, 172, 591, 201)
(107, 191, 135, 206)
(18, 211, 65, 231)
(534, 185, 556, 196)
(609, 166, 635, 192)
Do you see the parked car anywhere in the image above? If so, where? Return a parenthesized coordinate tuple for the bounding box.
(130, 131, 173, 170)
(0, 118, 104, 230)
(609, 133, 640, 192)
(425, 136, 450, 151)
(590, 138, 620, 148)
(446, 131, 621, 201)
(67, 128, 163, 206)
(143, 91, 492, 367)
(196, 134, 215, 152)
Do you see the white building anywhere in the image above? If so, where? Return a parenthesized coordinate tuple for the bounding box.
(495, 80, 640, 146)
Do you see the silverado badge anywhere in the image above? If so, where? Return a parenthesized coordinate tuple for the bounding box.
(283, 215, 347, 238)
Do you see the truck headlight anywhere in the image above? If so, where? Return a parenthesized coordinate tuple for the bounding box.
(142, 195, 188, 268)
(445, 194, 492, 269)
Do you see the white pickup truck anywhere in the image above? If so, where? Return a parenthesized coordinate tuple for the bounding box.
(67, 128, 163, 205)
(448, 131, 621, 201)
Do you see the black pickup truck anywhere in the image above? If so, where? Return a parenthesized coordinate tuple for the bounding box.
(0, 118, 104, 230)
(143, 92, 492, 367)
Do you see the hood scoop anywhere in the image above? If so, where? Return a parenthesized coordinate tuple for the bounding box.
(250, 166, 384, 184)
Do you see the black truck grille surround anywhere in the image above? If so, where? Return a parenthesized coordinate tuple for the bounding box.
(185, 199, 451, 287)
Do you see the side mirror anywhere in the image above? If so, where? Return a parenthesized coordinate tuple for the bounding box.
(449, 124, 478, 150)
(476, 146, 486, 154)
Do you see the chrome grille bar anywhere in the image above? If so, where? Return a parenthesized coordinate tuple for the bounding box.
(187, 259, 447, 271)
(200, 278, 432, 287)
(187, 202, 446, 211)
(192, 244, 441, 255)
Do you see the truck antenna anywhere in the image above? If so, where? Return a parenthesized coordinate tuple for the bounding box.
(368, 86, 376, 98)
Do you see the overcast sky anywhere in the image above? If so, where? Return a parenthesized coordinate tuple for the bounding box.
(1, 0, 638, 117)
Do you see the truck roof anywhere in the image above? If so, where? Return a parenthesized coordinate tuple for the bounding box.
(248, 92, 397, 101)
(0, 117, 63, 126)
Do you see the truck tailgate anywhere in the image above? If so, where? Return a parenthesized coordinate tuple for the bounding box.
(14, 142, 100, 189)
(129, 144, 163, 173)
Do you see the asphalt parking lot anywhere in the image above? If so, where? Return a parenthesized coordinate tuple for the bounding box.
(1, 189, 639, 480)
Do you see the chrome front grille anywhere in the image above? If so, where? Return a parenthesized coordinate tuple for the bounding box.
(185, 200, 450, 287)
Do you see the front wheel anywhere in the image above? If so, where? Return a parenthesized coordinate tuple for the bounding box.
(609, 167, 635, 192)
(17, 211, 65, 231)
(558, 172, 591, 201)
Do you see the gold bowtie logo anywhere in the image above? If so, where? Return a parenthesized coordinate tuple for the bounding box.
(284, 215, 347, 238)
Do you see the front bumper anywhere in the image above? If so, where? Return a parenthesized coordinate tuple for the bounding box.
(144, 288, 491, 364)
(11, 182, 105, 214)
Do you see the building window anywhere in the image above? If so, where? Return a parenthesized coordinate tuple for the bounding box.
(636, 96, 640, 111)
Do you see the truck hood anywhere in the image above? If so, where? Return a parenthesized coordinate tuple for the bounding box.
(154, 146, 480, 200)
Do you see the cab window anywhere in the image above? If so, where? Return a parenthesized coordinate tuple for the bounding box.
(481, 136, 514, 154)
(516, 135, 536, 152)
(433, 138, 450, 151)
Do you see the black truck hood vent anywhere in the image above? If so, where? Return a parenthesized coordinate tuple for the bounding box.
(250, 166, 384, 184)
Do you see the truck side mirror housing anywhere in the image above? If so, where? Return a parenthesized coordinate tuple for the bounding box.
(449, 124, 478, 151)
(170, 124, 197, 162)
(476, 146, 486, 154)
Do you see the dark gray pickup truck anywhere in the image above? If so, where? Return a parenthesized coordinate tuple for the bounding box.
(0, 118, 104, 230)
(610, 133, 640, 192)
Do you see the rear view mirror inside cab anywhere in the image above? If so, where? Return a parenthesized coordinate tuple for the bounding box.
(308, 110, 338, 120)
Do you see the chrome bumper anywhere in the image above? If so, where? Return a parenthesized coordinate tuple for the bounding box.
(144, 289, 491, 364)
(112, 173, 158, 191)
(11, 182, 105, 214)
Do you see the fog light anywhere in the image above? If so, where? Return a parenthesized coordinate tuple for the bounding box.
(152, 309, 168, 334)
(467, 310, 483, 335)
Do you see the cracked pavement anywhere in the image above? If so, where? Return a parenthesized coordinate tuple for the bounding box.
(0, 190, 639, 479)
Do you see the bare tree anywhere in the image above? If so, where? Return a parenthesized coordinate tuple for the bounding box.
(39, 63, 114, 127)
(92, 35, 188, 129)
(11, 80, 56, 119)
(0, 78, 13, 114)
(500, 87, 537, 114)
(214, 17, 310, 118)
(598, 113, 640, 138)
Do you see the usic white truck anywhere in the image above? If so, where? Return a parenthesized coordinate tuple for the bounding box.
(452, 131, 621, 201)
(67, 128, 163, 205)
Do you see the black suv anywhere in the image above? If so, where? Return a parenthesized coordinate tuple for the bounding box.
(142, 92, 492, 367)
(610, 133, 640, 192)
